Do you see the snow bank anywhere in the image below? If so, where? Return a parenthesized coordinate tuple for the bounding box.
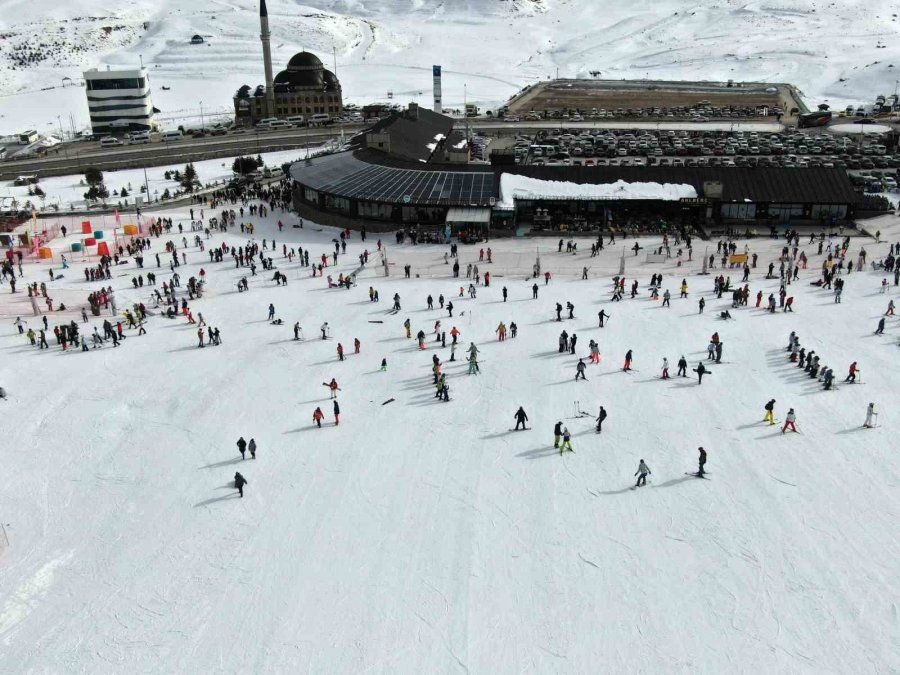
(498, 173, 697, 207)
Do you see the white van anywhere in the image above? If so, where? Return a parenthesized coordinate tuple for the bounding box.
(256, 118, 278, 128)
(308, 113, 331, 125)
(129, 131, 151, 144)
(266, 120, 292, 130)
(100, 137, 123, 147)
(162, 130, 183, 141)
(286, 115, 306, 126)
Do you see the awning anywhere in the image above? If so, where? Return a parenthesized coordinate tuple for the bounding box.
(445, 207, 491, 224)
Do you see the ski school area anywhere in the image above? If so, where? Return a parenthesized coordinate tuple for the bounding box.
(0, 198, 898, 672)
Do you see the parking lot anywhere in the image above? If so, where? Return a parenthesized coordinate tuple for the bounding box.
(505, 79, 795, 123)
(504, 127, 898, 192)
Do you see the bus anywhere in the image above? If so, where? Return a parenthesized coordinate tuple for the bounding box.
(798, 111, 832, 128)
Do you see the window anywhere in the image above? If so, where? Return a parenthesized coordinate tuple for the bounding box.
(721, 203, 757, 219)
(86, 77, 145, 91)
(767, 203, 804, 219)
(358, 201, 393, 220)
(811, 204, 847, 219)
(324, 194, 350, 214)
(304, 187, 317, 203)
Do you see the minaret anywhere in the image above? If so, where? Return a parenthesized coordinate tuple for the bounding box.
(260, 0, 276, 117)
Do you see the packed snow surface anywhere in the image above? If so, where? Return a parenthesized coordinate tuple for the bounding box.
(498, 173, 697, 207)
(0, 200, 899, 672)
(0, 0, 898, 134)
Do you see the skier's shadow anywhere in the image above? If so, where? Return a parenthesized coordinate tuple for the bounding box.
(592, 486, 635, 496)
(516, 446, 559, 459)
(653, 475, 700, 489)
(198, 457, 244, 470)
(193, 491, 240, 507)
(835, 426, 867, 434)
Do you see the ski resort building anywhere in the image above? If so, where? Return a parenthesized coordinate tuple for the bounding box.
(82, 67, 155, 135)
(233, 0, 343, 126)
(290, 104, 859, 238)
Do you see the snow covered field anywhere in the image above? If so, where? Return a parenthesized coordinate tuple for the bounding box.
(0, 146, 329, 211)
(1, 0, 898, 135)
(1, 199, 898, 672)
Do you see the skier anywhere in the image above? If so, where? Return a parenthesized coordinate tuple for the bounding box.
(697, 447, 707, 477)
(874, 317, 885, 335)
(864, 402, 877, 428)
(634, 459, 651, 487)
(237, 436, 247, 460)
(844, 361, 858, 383)
(404, 318, 411, 338)
(782, 408, 798, 434)
(268, 303, 275, 320)
(313, 407, 324, 428)
(514, 406, 528, 430)
(234, 472, 247, 498)
(596, 406, 607, 433)
(570, 333, 578, 355)
(559, 426, 573, 454)
(321, 322, 330, 340)
(598, 309, 608, 327)
(354, 337, 361, 354)
(575, 359, 587, 381)
(553, 421, 563, 448)
(337, 343, 344, 361)
(662, 289, 671, 307)
(661, 357, 670, 379)
(502, 287, 508, 302)
(248, 438, 257, 459)
(556, 303, 563, 321)
(567, 301, 575, 319)
(698, 297, 705, 314)
(623, 349, 633, 372)
(764, 399, 776, 425)
(333, 399, 340, 425)
(677, 355, 688, 377)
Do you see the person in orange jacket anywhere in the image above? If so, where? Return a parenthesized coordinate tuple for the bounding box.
(313, 407, 324, 428)
(337, 343, 344, 361)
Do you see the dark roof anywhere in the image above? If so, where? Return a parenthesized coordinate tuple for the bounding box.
(367, 107, 455, 163)
(287, 51, 323, 70)
(499, 166, 860, 204)
(291, 151, 494, 206)
(274, 68, 323, 89)
(323, 69, 339, 91)
(292, 152, 860, 208)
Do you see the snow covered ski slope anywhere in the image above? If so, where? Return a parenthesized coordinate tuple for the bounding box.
(0, 201, 898, 672)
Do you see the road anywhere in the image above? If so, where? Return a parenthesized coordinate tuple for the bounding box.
(0, 125, 367, 180)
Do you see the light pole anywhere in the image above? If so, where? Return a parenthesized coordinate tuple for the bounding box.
(200, 101, 205, 131)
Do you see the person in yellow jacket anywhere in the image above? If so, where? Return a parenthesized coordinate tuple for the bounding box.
(680, 279, 689, 298)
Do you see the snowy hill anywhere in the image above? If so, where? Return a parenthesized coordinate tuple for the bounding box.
(1, 0, 898, 134)
(0, 203, 898, 671)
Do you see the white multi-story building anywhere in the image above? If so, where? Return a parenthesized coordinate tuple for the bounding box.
(82, 67, 155, 135)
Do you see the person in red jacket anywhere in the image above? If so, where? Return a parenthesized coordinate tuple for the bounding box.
(337, 343, 344, 361)
(313, 407, 324, 428)
(844, 361, 858, 383)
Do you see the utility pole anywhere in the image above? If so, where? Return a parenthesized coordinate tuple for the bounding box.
(199, 101, 205, 130)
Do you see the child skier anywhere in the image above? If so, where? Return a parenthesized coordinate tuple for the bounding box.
(782, 408, 797, 434)
(559, 427, 573, 454)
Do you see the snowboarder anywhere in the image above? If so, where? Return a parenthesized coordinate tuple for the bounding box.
(234, 472, 247, 498)
(764, 399, 776, 425)
(697, 447, 707, 476)
(514, 406, 528, 430)
(248, 438, 256, 459)
(677, 355, 688, 377)
(695, 362, 707, 384)
(634, 460, 651, 487)
(864, 402, 877, 428)
(237, 436, 247, 460)
(596, 406, 607, 433)
(874, 317, 885, 335)
(782, 408, 797, 434)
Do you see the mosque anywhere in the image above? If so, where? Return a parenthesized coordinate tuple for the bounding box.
(233, 0, 343, 125)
